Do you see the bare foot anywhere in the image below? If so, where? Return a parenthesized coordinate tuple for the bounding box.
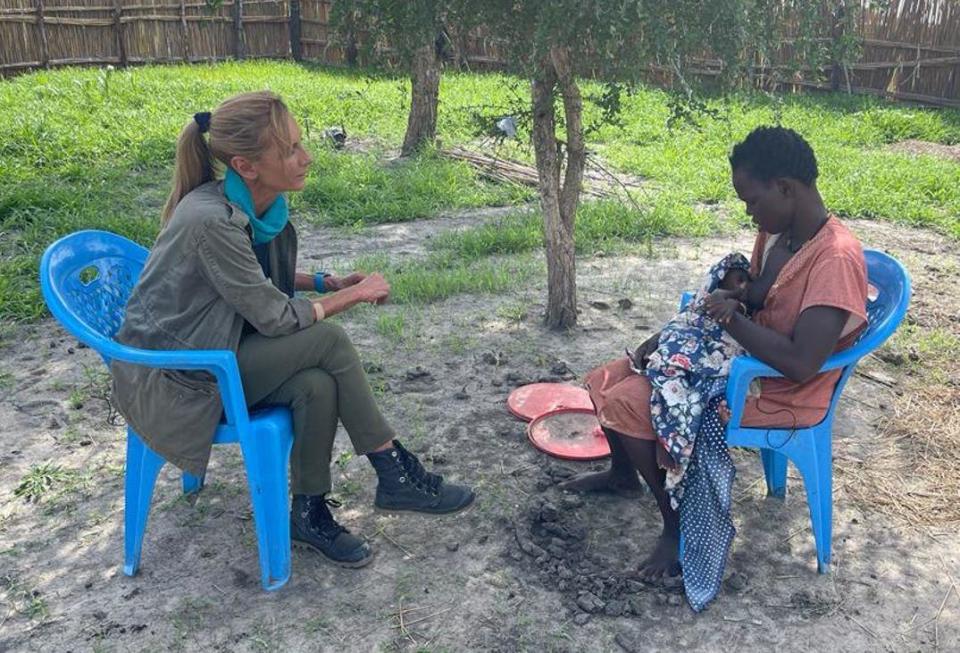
(638, 532, 681, 580)
(717, 400, 731, 425)
(557, 469, 642, 496)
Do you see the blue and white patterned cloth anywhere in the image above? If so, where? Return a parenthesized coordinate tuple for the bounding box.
(680, 397, 737, 612)
(640, 253, 750, 510)
(635, 252, 749, 612)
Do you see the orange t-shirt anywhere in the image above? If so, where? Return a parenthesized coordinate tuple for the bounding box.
(742, 216, 868, 428)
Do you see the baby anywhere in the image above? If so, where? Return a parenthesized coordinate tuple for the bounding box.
(630, 253, 751, 507)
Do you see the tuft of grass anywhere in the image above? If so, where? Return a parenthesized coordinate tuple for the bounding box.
(1, 575, 49, 622)
(496, 302, 529, 324)
(375, 311, 406, 342)
(13, 463, 74, 502)
(13, 462, 92, 514)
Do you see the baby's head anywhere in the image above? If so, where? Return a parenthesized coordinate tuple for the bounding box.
(719, 267, 750, 292)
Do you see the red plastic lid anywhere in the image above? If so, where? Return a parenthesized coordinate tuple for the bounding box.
(527, 407, 611, 460)
(507, 383, 593, 421)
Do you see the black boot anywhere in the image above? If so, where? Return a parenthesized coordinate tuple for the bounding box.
(367, 440, 475, 514)
(290, 494, 373, 568)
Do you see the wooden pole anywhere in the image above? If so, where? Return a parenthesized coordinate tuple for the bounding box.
(35, 0, 49, 68)
(113, 0, 126, 67)
(180, 0, 189, 61)
(289, 0, 302, 61)
(233, 0, 244, 60)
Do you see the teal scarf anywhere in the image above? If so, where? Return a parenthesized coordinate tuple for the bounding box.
(224, 168, 289, 245)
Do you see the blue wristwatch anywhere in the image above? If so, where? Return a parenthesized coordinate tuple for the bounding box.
(313, 271, 332, 293)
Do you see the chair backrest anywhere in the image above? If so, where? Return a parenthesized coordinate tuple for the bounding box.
(822, 248, 911, 417)
(857, 249, 912, 352)
(40, 230, 148, 361)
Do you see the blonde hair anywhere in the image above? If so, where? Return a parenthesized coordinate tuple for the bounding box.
(161, 90, 293, 225)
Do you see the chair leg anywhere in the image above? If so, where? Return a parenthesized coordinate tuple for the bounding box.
(239, 410, 294, 591)
(760, 449, 788, 499)
(790, 433, 833, 573)
(182, 472, 205, 495)
(124, 429, 166, 577)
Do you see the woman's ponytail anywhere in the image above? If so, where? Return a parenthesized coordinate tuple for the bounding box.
(161, 118, 214, 226)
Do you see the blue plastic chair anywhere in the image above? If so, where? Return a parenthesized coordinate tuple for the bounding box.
(40, 230, 295, 590)
(680, 249, 911, 573)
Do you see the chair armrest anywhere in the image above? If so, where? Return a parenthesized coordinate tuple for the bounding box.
(725, 355, 780, 429)
(725, 348, 857, 430)
(98, 337, 249, 429)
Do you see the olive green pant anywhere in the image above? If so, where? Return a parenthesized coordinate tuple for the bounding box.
(236, 320, 394, 495)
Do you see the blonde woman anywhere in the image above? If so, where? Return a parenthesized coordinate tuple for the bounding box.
(112, 91, 474, 569)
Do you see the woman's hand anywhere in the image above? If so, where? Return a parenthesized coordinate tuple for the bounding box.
(704, 292, 742, 325)
(351, 273, 390, 305)
(629, 331, 661, 368)
(323, 272, 366, 292)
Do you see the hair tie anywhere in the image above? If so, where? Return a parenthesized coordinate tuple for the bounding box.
(193, 112, 212, 134)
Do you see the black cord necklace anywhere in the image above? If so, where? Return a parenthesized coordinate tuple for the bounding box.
(786, 215, 828, 253)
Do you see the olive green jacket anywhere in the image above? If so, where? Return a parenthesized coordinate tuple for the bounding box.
(111, 181, 315, 476)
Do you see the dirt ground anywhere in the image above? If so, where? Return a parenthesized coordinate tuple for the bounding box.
(0, 208, 957, 653)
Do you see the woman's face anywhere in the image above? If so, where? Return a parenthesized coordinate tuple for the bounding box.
(252, 114, 313, 194)
(732, 167, 793, 234)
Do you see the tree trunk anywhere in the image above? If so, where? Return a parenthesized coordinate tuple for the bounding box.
(531, 51, 580, 330)
(552, 47, 586, 237)
(401, 41, 441, 157)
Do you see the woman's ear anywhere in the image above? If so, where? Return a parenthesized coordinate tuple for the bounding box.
(229, 155, 258, 181)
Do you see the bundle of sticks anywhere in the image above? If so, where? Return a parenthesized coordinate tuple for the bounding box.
(442, 145, 644, 201)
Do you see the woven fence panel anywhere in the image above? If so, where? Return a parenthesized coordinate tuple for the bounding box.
(122, 0, 190, 63)
(43, 0, 117, 64)
(300, 0, 339, 64)
(243, 0, 289, 59)
(854, 0, 960, 103)
(0, 1, 40, 71)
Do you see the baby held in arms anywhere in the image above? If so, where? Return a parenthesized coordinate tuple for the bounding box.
(629, 253, 752, 507)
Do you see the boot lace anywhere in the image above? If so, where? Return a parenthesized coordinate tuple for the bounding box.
(396, 443, 443, 495)
(309, 496, 348, 539)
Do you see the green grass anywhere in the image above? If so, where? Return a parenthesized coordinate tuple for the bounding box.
(431, 196, 729, 262)
(888, 323, 960, 385)
(375, 311, 407, 342)
(299, 148, 529, 226)
(13, 463, 78, 503)
(354, 251, 537, 305)
(595, 90, 960, 235)
(2, 60, 959, 321)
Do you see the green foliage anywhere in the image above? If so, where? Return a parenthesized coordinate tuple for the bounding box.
(474, 0, 855, 88)
(330, 0, 476, 64)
